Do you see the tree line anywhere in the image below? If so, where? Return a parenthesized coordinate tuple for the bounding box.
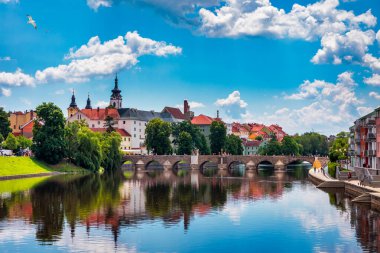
(146, 119, 243, 155)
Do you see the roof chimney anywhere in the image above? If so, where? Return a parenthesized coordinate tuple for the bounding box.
(217, 110, 219, 119)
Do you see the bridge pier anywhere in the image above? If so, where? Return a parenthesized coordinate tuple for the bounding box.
(274, 165, 285, 171)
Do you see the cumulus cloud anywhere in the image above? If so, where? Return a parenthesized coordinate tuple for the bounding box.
(1, 88, 11, 97)
(357, 106, 373, 116)
(0, 0, 18, 3)
(311, 29, 375, 64)
(215, 90, 248, 119)
(369, 91, 380, 100)
(364, 74, 380, 86)
(55, 89, 65, 95)
(86, 0, 111, 10)
(377, 30, 380, 45)
(363, 54, 380, 73)
(0, 68, 35, 87)
(36, 31, 181, 83)
(254, 72, 363, 134)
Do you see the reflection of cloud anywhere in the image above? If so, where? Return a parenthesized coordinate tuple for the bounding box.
(0, 221, 34, 244)
(222, 199, 247, 225)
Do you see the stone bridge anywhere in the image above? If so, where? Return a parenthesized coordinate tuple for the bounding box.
(122, 155, 328, 171)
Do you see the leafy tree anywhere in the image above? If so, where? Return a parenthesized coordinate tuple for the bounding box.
(258, 139, 281, 155)
(17, 136, 32, 149)
(328, 132, 349, 165)
(198, 133, 211, 155)
(104, 115, 115, 133)
(32, 103, 66, 164)
(145, 118, 172, 155)
(294, 132, 328, 156)
(101, 132, 122, 172)
(281, 136, 300, 156)
(210, 121, 226, 154)
(172, 121, 206, 153)
(64, 120, 88, 163)
(0, 134, 4, 146)
(255, 135, 263, 141)
(177, 131, 193, 155)
(0, 107, 11, 139)
(225, 134, 243, 155)
(75, 128, 102, 171)
(4, 133, 17, 150)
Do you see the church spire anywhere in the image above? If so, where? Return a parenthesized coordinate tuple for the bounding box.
(69, 89, 77, 108)
(85, 93, 92, 109)
(110, 74, 122, 109)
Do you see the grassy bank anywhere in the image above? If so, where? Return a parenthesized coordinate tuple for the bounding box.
(0, 157, 88, 177)
(0, 176, 50, 194)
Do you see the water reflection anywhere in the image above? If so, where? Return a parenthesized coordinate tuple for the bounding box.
(0, 165, 379, 252)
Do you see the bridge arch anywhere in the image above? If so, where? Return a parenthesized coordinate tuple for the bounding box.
(228, 161, 246, 177)
(172, 160, 191, 176)
(145, 160, 163, 171)
(200, 161, 218, 176)
(257, 160, 274, 170)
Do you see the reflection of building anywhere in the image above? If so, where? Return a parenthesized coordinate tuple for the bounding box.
(349, 107, 379, 169)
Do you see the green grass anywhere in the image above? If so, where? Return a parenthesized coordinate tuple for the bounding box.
(123, 160, 132, 165)
(0, 176, 50, 194)
(0, 157, 89, 177)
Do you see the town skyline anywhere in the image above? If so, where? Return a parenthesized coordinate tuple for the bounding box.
(1, 0, 380, 136)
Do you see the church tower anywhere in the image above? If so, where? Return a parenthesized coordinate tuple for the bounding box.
(110, 74, 122, 109)
(68, 90, 79, 117)
(85, 93, 92, 109)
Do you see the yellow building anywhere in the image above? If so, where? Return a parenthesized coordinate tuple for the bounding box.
(9, 110, 35, 135)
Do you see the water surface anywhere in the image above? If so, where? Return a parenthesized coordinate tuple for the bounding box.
(0, 164, 378, 252)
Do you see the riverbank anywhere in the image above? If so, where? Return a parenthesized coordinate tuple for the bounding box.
(0, 157, 89, 180)
(308, 168, 380, 211)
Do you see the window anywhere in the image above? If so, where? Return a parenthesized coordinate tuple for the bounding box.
(14, 125, 16, 129)
(134, 121, 136, 124)
(123, 121, 125, 124)
(134, 128, 136, 131)
(139, 122, 141, 126)
(139, 129, 141, 132)
(98, 121, 100, 125)
(145, 123, 147, 126)
(134, 134, 136, 137)
(92, 124, 95, 128)
(128, 138, 130, 141)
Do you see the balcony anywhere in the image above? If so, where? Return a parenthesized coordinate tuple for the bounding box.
(355, 137, 361, 143)
(366, 133, 376, 142)
(365, 118, 376, 127)
(365, 150, 376, 156)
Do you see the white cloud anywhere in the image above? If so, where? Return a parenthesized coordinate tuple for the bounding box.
(95, 100, 109, 108)
(311, 29, 375, 64)
(86, 0, 111, 10)
(369, 91, 380, 100)
(55, 89, 65, 95)
(0, 56, 11, 61)
(357, 106, 373, 116)
(215, 90, 248, 119)
(1, 88, 11, 97)
(198, 0, 376, 40)
(363, 54, 380, 73)
(253, 72, 363, 134)
(377, 30, 380, 45)
(20, 98, 31, 106)
(189, 101, 205, 109)
(36, 31, 181, 83)
(0, 68, 35, 87)
(364, 74, 380, 86)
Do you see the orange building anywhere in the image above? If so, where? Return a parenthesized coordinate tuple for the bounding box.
(8, 110, 35, 136)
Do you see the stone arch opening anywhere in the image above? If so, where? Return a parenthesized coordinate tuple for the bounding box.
(145, 160, 163, 171)
(173, 160, 190, 177)
(122, 160, 134, 171)
(200, 161, 218, 177)
(228, 161, 246, 177)
(257, 160, 274, 170)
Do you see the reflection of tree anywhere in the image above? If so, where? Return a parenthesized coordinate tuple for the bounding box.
(145, 184, 171, 218)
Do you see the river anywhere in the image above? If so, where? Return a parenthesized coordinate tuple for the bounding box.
(0, 164, 379, 252)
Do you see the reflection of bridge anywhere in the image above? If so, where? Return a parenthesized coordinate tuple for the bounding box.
(123, 155, 328, 171)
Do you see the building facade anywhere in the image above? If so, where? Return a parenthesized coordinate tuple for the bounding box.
(349, 108, 379, 169)
(8, 110, 36, 138)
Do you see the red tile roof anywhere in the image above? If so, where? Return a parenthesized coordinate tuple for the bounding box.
(244, 140, 262, 147)
(90, 128, 131, 137)
(191, 114, 214, 125)
(162, 107, 186, 120)
(80, 108, 120, 120)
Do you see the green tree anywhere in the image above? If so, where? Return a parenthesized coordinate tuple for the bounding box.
(4, 133, 17, 150)
(294, 132, 328, 156)
(0, 107, 11, 139)
(177, 131, 193, 155)
(104, 115, 115, 133)
(328, 132, 349, 166)
(32, 103, 65, 164)
(255, 135, 263, 141)
(198, 133, 211, 155)
(225, 134, 243, 155)
(258, 139, 281, 155)
(17, 136, 32, 149)
(75, 128, 102, 171)
(101, 132, 122, 172)
(145, 118, 172, 155)
(172, 121, 207, 153)
(281, 136, 300, 155)
(0, 134, 4, 147)
(64, 120, 87, 163)
(210, 121, 227, 154)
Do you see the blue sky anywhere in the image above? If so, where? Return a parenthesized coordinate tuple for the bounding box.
(0, 0, 380, 135)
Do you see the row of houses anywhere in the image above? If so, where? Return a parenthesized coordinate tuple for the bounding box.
(349, 107, 380, 169)
(8, 76, 287, 155)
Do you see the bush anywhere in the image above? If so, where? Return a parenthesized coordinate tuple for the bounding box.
(328, 162, 338, 178)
